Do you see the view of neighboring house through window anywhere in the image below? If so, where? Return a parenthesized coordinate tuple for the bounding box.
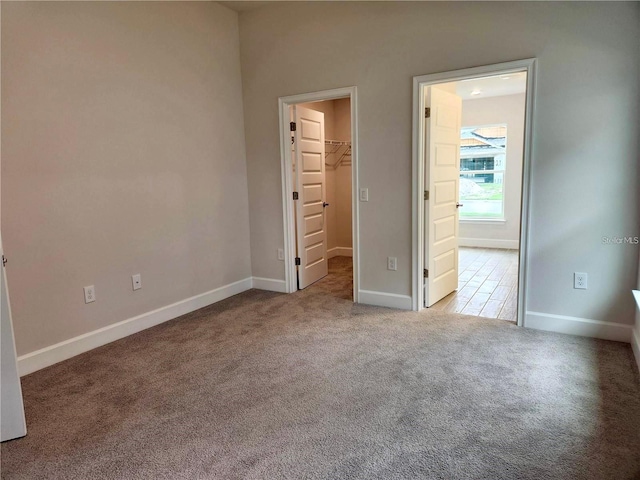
(459, 125, 507, 219)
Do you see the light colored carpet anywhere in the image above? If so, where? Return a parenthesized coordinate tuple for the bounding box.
(2, 266, 639, 479)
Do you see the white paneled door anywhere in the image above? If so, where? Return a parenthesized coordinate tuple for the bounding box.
(293, 106, 328, 289)
(1, 234, 27, 441)
(424, 86, 462, 307)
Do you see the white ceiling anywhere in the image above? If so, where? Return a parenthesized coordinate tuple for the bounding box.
(439, 72, 527, 100)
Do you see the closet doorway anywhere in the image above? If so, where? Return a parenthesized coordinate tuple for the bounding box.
(278, 87, 359, 302)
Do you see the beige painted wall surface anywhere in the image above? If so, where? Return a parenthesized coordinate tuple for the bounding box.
(239, 2, 639, 323)
(335, 164, 352, 250)
(2, 2, 251, 355)
(333, 98, 352, 249)
(459, 93, 525, 247)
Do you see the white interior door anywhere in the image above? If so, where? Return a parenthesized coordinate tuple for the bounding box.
(424, 86, 462, 307)
(294, 105, 328, 289)
(1, 235, 27, 441)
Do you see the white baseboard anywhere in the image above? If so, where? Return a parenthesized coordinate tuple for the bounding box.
(327, 247, 353, 259)
(252, 277, 287, 293)
(358, 289, 412, 310)
(525, 311, 633, 343)
(458, 238, 519, 250)
(17, 277, 253, 377)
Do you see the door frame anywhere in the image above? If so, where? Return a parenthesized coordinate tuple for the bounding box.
(278, 86, 359, 301)
(412, 59, 537, 326)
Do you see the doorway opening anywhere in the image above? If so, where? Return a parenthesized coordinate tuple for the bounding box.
(278, 87, 359, 302)
(412, 60, 537, 326)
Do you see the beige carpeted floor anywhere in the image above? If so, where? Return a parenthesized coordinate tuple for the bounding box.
(2, 258, 639, 479)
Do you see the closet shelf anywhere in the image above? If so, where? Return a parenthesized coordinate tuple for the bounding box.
(325, 139, 351, 169)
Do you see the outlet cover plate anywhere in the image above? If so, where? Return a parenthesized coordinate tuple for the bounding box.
(387, 257, 397, 271)
(83, 285, 96, 303)
(574, 272, 587, 289)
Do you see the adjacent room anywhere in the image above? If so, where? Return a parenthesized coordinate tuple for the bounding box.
(426, 74, 526, 322)
(1, 2, 639, 479)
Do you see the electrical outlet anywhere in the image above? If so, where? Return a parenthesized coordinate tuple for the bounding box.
(359, 188, 369, 202)
(574, 272, 587, 290)
(132, 274, 142, 291)
(277, 248, 284, 261)
(387, 256, 397, 271)
(83, 285, 96, 304)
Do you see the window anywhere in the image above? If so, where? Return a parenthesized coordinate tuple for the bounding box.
(459, 125, 507, 220)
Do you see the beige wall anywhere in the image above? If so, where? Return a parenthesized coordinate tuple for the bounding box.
(333, 98, 352, 250)
(239, 2, 639, 323)
(459, 93, 525, 248)
(1, 2, 251, 355)
(3, 1, 639, 362)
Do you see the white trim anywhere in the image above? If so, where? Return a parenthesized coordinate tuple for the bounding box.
(17, 278, 253, 376)
(517, 60, 537, 328)
(327, 247, 353, 259)
(279, 86, 359, 303)
(525, 311, 632, 343)
(632, 327, 640, 373)
(460, 219, 507, 224)
(633, 290, 640, 372)
(251, 277, 287, 293)
(632, 290, 640, 310)
(412, 58, 537, 329)
(358, 290, 412, 310)
(458, 238, 519, 250)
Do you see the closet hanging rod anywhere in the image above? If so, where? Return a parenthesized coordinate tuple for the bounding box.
(325, 139, 351, 146)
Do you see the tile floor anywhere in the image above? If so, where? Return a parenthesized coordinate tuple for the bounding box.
(310, 248, 518, 322)
(430, 247, 519, 322)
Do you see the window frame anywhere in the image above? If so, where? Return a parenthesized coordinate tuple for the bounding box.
(459, 124, 508, 221)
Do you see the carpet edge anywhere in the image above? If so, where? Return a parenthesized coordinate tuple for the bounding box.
(17, 277, 254, 376)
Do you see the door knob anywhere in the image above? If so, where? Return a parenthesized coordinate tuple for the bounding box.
(323, 202, 330, 208)
(456, 203, 464, 208)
